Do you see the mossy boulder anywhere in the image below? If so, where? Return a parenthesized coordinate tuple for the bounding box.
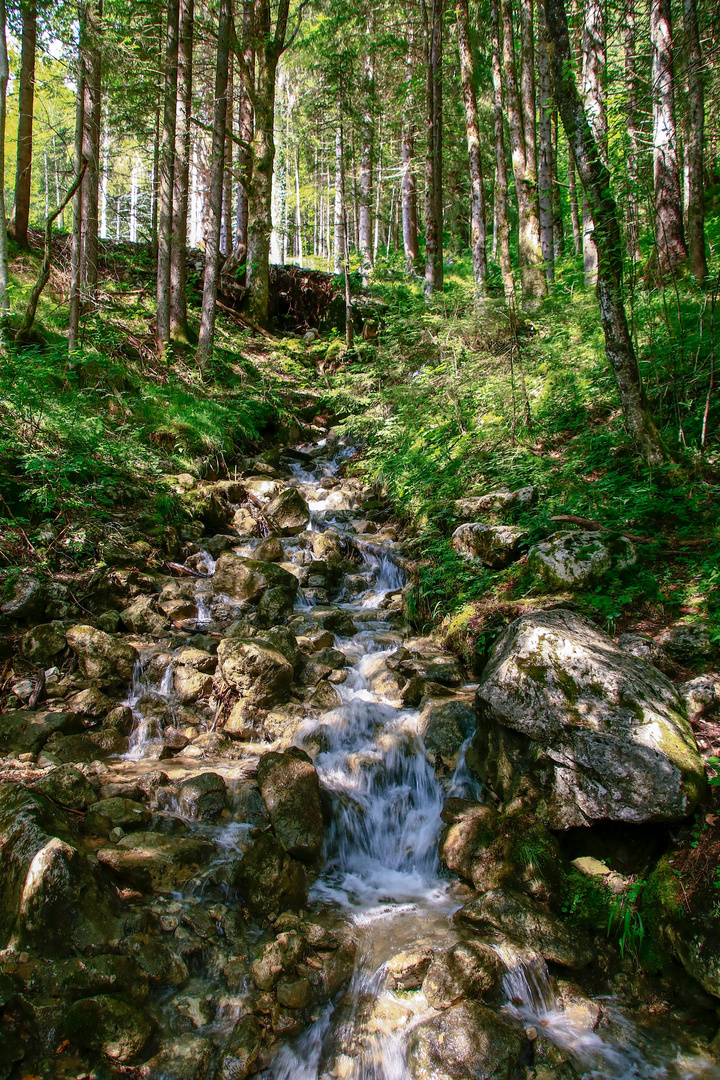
(450, 522, 525, 569)
(177, 772, 227, 820)
(527, 529, 635, 589)
(20, 621, 67, 664)
(422, 941, 502, 1009)
(34, 764, 98, 812)
(235, 832, 308, 918)
(264, 488, 310, 536)
(406, 1001, 525, 1080)
(0, 711, 82, 757)
(257, 748, 325, 861)
(212, 553, 298, 605)
(63, 994, 154, 1062)
(217, 637, 294, 707)
(473, 609, 705, 828)
(218, 1014, 262, 1080)
(85, 797, 151, 837)
(96, 832, 214, 892)
(65, 625, 138, 685)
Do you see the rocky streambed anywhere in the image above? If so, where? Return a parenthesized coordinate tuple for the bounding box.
(2, 428, 720, 1079)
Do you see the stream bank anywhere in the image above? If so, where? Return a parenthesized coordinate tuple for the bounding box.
(1, 423, 720, 1080)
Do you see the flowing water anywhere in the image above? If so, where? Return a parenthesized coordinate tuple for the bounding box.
(112, 436, 720, 1080)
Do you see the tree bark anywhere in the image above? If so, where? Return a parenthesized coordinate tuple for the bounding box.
(156, 0, 179, 355)
(0, 0, 9, 311)
(501, 0, 545, 300)
(580, 0, 606, 285)
(196, 0, 230, 370)
(651, 0, 687, 272)
(9, 0, 36, 249)
(490, 0, 514, 299)
(221, 52, 234, 256)
(235, 0, 254, 280)
(80, 0, 102, 298)
(401, 27, 419, 271)
(359, 19, 375, 281)
(567, 140, 581, 255)
(544, 0, 667, 465)
(334, 126, 344, 274)
(551, 109, 564, 257)
(68, 8, 86, 354)
(246, 0, 291, 325)
(623, 0, 641, 262)
(537, 0, 554, 281)
(170, 0, 193, 343)
(682, 0, 707, 282)
(423, 0, 444, 297)
(520, 0, 538, 207)
(456, 0, 486, 292)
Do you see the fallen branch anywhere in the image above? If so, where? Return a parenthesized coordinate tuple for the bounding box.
(216, 299, 277, 340)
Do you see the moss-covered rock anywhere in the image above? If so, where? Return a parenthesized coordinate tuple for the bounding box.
(406, 1001, 525, 1080)
(451, 522, 525, 569)
(63, 994, 154, 1062)
(258, 747, 325, 861)
(96, 832, 214, 892)
(217, 637, 294, 707)
(235, 832, 308, 918)
(65, 624, 138, 685)
(527, 530, 635, 589)
(264, 488, 311, 536)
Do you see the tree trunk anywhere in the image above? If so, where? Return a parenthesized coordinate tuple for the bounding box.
(196, 0, 230, 370)
(682, 0, 707, 283)
(567, 141, 581, 255)
(537, 0, 554, 281)
(294, 145, 302, 264)
(359, 22, 374, 280)
(544, 0, 667, 465)
(490, 0, 514, 299)
(501, 0, 545, 300)
(401, 28, 419, 271)
(68, 9, 86, 354)
(151, 107, 160, 256)
(456, 0, 487, 291)
(156, 0, 179, 355)
(170, 0, 193, 343)
(246, 0, 291, 326)
(0, 0, 9, 311)
(520, 0, 538, 208)
(551, 109, 564, 257)
(221, 54, 234, 256)
(80, 0, 102, 298)
(580, 0, 606, 285)
(623, 0, 641, 262)
(235, 0, 254, 282)
(9, 0, 36, 249)
(423, 0, 444, 297)
(651, 0, 687, 272)
(334, 126, 344, 274)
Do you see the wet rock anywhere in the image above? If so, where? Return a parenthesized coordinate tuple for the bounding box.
(84, 567, 161, 614)
(456, 888, 594, 969)
(419, 697, 475, 769)
(312, 530, 343, 565)
(97, 832, 214, 892)
(217, 637, 294, 707)
(85, 797, 151, 836)
(451, 522, 525, 569)
(264, 488, 311, 536)
(125, 934, 189, 988)
(314, 607, 357, 636)
(258, 748, 325, 860)
(174, 647, 217, 672)
(65, 625, 138, 685)
(43, 727, 129, 763)
(251, 930, 305, 990)
(232, 507, 261, 536)
(527, 530, 635, 589)
(314, 647, 347, 669)
(258, 626, 300, 669)
(66, 686, 114, 718)
(183, 487, 233, 532)
(120, 595, 170, 636)
(25, 954, 149, 1002)
(0, 783, 118, 956)
(20, 621, 67, 664)
(256, 585, 296, 628)
(219, 1014, 262, 1080)
(473, 609, 705, 828)
(140, 1033, 213, 1080)
(96, 609, 122, 633)
(1, 578, 75, 621)
(0, 710, 82, 756)
(177, 772, 227, 820)
(235, 833, 308, 918)
(385, 945, 433, 990)
(252, 535, 284, 561)
(173, 664, 214, 703)
(406, 1001, 525, 1080)
(454, 486, 537, 519)
(388, 647, 464, 688)
(34, 764, 98, 812)
(422, 941, 502, 1008)
(63, 994, 154, 1063)
(310, 679, 341, 710)
(680, 674, 720, 719)
(658, 620, 718, 665)
(213, 553, 298, 605)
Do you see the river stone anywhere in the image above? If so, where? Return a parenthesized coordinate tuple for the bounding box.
(173, 664, 213, 703)
(264, 488, 310, 536)
(451, 522, 525, 569)
(0, 783, 118, 956)
(34, 764, 98, 812)
(256, 585, 296, 628)
(453, 486, 537, 519)
(252, 535, 284, 562)
(232, 507, 261, 536)
(277, 975, 312, 1008)
(217, 637, 294, 707)
(422, 941, 502, 1008)
(257, 748, 325, 860)
(0, 710, 82, 756)
(173, 647, 217, 673)
(1, 578, 75, 620)
(259, 626, 300, 669)
(235, 833, 308, 918)
(66, 686, 114, 718)
(457, 888, 594, 969)
(312, 530, 343, 565)
(20, 621, 67, 664)
(63, 994, 154, 1062)
(473, 609, 705, 828)
(385, 945, 434, 990)
(406, 1001, 525, 1080)
(120, 595, 170, 636)
(142, 1034, 213, 1080)
(213, 554, 299, 605)
(26, 954, 148, 1002)
(658, 620, 718, 664)
(43, 728, 129, 763)
(65, 625, 138, 684)
(419, 697, 475, 768)
(85, 798, 151, 837)
(177, 772, 227, 820)
(96, 832, 214, 892)
(219, 1014, 262, 1080)
(527, 530, 635, 589)
(251, 931, 305, 990)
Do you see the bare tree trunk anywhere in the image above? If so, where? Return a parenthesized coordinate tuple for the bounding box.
(501, 0, 545, 300)
(456, 0, 487, 292)
(151, 107, 160, 257)
(682, 0, 707, 282)
(235, 0, 254, 282)
(221, 52, 234, 256)
(246, 0, 291, 326)
(68, 9, 86, 354)
(651, 0, 687, 272)
(334, 126, 344, 274)
(196, 0, 230, 370)
(156, 0, 179, 355)
(80, 0, 102, 299)
(580, 0, 606, 285)
(520, 0, 538, 210)
(423, 0, 444, 297)
(537, 0, 554, 281)
(623, 0, 641, 262)
(294, 145, 303, 264)
(373, 129, 383, 262)
(551, 109, 564, 257)
(545, 0, 667, 465)
(359, 22, 375, 281)
(401, 27, 419, 271)
(567, 141, 581, 255)
(9, 0, 36, 249)
(490, 0, 514, 299)
(170, 0, 193, 342)
(0, 0, 9, 311)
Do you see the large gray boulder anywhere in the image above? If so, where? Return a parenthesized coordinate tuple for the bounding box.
(65, 625, 138, 685)
(264, 488, 311, 536)
(450, 522, 524, 569)
(527, 530, 635, 589)
(257, 748, 325, 861)
(217, 637, 294, 707)
(473, 609, 705, 828)
(453, 486, 537, 519)
(406, 1001, 525, 1080)
(212, 553, 298, 605)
